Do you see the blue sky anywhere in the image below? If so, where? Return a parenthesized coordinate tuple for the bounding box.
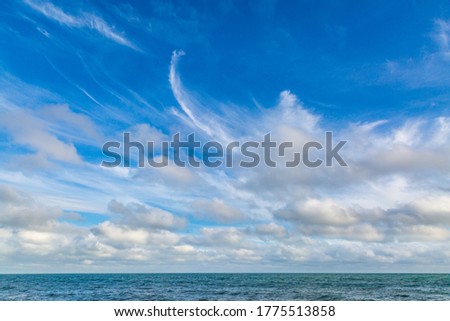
(0, 0, 450, 273)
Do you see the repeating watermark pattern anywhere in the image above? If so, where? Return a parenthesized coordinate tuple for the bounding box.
(101, 132, 347, 168)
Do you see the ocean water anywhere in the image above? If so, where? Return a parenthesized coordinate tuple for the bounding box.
(0, 273, 448, 301)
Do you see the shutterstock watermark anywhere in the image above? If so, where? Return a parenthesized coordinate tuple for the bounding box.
(101, 132, 347, 168)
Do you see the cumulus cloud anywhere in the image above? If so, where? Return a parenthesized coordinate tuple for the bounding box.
(254, 223, 288, 238)
(276, 199, 359, 226)
(0, 185, 62, 228)
(0, 185, 449, 272)
(0, 109, 82, 164)
(191, 198, 244, 223)
(190, 227, 247, 248)
(93, 221, 149, 244)
(407, 196, 450, 225)
(0, 78, 104, 168)
(108, 200, 187, 230)
(274, 195, 450, 243)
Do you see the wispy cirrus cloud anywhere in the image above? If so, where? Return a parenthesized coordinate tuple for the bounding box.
(432, 19, 450, 56)
(24, 0, 138, 50)
(384, 19, 450, 88)
(169, 50, 233, 143)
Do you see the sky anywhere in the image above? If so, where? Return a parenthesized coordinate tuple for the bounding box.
(0, 0, 450, 273)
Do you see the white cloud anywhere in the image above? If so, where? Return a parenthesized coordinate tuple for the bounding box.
(24, 0, 138, 50)
(407, 196, 450, 225)
(392, 120, 423, 146)
(276, 198, 359, 226)
(190, 227, 247, 248)
(397, 225, 450, 242)
(301, 224, 385, 242)
(38, 104, 103, 143)
(127, 124, 167, 145)
(192, 198, 244, 223)
(0, 185, 62, 228)
(0, 109, 82, 164)
(432, 19, 450, 55)
(0, 78, 103, 167)
(93, 221, 149, 244)
(384, 19, 450, 87)
(271, 90, 320, 134)
(255, 223, 287, 238)
(1, 49, 450, 272)
(169, 51, 232, 142)
(108, 200, 187, 230)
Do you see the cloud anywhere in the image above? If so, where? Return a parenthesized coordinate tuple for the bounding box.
(432, 19, 450, 55)
(276, 199, 359, 226)
(254, 223, 288, 238)
(383, 19, 450, 88)
(397, 225, 450, 242)
(0, 75, 103, 168)
(1, 46, 450, 272)
(188, 227, 247, 248)
(169, 51, 232, 142)
(0, 185, 62, 228)
(38, 104, 103, 143)
(274, 194, 450, 243)
(163, 53, 450, 266)
(24, 0, 138, 50)
(300, 224, 385, 242)
(93, 221, 149, 245)
(0, 185, 449, 272)
(108, 200, 187, 230)
(0, 185, 30, 204)
(126, 124, 168, 145)
(191, 198, 244, 223)
(269, 90, 320, 134)
(408, 196, 450, 225)
(0, 109, 82, 164)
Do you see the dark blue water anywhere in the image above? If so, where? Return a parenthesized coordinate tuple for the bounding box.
(0, 274, 448, 300)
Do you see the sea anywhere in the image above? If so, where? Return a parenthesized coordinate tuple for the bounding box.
(0, 273, 448, 301)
